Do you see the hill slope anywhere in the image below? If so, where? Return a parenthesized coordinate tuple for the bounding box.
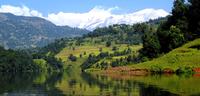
(53, 23, 147, 70)
(37, 18, 166, 71)
(0, 13, 90, 49)
(131, 38, 200, 72)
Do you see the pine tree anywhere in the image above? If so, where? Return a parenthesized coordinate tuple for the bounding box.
(188, 0, 200, 38)
(171, 0, 189, 39)
(157, 0, 188, 53)
(141, 27, 161, 58)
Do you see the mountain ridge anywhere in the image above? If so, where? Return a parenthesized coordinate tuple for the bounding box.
(46, 8, 169, 30)
(0, 13, 90, 49)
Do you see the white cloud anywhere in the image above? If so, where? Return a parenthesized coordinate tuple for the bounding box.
(0, 5, 169, 30)
(0, 5, 43, 17)
(46, 6, 118, 28)
(46, 6, 169, 30)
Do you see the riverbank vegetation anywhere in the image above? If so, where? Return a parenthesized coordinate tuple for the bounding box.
(131, 38, 200, 73)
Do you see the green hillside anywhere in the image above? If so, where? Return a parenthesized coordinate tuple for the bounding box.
(0, 13, 89, 49)
(56, 43, 142, 68)
(48, 23, 152, 70)
(131, 38, 200, 72)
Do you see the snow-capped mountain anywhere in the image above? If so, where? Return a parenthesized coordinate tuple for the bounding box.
(80, 9, 169, 30)
(47, 8, 169, 30)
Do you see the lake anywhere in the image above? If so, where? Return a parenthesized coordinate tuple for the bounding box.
(0, 66, 200, 96)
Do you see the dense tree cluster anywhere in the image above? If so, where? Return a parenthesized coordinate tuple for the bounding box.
(81, 54, 101, 70)
(140, 25, 161, 58)
(188, 0, 200, 38)
(0, 37, 65, 72)
(81, 48, 135, 70)
(0, 46, 39, 72)
(38, 38, 70, 56)
(140, 0, 200, 58)
(110, 55, 137, 67)
(83, 23, 154, 45)
(32, 51, 63, 72)
(112, 48, 132, 56)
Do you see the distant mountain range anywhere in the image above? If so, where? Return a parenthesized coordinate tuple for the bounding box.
(46, 8, 169, 30)
(0, 8, 168, 49)
(77, 9, 169, 30)
(0, 13, 90, 49)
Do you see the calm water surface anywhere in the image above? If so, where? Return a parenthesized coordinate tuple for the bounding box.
(0, 65, 200, 96)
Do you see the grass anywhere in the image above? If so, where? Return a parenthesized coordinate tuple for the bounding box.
(130, 38, 200, 72)
(56, 45, 111, 62)
(55, 42, 142, 69)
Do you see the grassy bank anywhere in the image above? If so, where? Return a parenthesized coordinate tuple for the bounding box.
(130, 38, 200, 73)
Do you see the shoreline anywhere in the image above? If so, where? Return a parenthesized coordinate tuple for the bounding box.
(86, 66, 200, 76)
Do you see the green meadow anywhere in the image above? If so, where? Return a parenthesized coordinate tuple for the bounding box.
(131, 38, 200, 72)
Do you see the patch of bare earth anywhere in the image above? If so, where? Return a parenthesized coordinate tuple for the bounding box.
(102, 66, 149, 76)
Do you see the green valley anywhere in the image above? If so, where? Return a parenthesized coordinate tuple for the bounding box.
(1, 0, 200, 95)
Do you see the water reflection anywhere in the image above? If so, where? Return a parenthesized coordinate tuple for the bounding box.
(0, 69, 200, 96)
(81, 72, 179, 96)
(0, 72, 65, 96)
(0, 72, 37, 95)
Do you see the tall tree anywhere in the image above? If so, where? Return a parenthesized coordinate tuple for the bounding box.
(157, 0, 188, 53)
(141, 27, 161, 58)
(168, 25, 185, 50)
(170, 0, 189, 39)
(188, 0, 200, 38)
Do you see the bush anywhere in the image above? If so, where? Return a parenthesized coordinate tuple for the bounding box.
(98, 52, 109, 58)
(112, 46, 118, 51)
(80, 54, 82, 58)
(68, 54, 77, 62)
(176, 66, 194, 74)
(83, 51, 87, 55)
(106, 41, 111, 47)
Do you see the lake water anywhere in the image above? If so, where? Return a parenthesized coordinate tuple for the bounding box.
(1, 66, 200, 96)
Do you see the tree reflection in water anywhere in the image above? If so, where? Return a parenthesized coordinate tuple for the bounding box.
(0, 71, 200, 96)
(0, 72, 65, 96)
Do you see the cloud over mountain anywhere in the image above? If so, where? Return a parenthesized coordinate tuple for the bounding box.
(0, 5, 169, 30)
(47, 6, 169, 30)
(0, 5, 43, 17)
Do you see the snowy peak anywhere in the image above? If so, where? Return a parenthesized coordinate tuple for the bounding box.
(74, 8, 169, 30)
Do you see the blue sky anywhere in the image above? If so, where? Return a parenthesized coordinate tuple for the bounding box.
(0, 0, 173, 30)
(0, 0, 174, 15)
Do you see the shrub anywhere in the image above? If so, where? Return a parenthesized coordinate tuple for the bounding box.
(176, 66, 194, 74)
(68, 54, 77, 62)
(106, 41, 111, 47)
(112, 46, 118, 51)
